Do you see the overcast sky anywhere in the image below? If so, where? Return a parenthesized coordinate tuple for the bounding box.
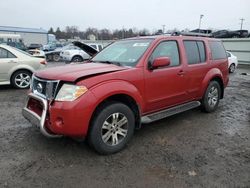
(1, 0, 250, 32)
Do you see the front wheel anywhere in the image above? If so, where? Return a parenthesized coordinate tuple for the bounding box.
(71, 56, 83, 62)
(201, 81, 221, 113)
(88, 102, 135, 154)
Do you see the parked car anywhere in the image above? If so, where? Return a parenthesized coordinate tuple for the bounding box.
(28, 43, 43, 50)
(22, 36, 229, 154)
(0, 44, 46, 88)
(60, 43, 103, 62)
(46, 44, 78, 62)
(28, 49, 46, 58)
(43, 43, 63, 52)
(212, 30, 241, 38)
(226, 51, 238, 73)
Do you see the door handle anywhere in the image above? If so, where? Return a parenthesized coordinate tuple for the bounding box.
(177, 70, 185, 76)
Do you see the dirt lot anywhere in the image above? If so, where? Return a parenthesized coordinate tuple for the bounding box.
(0, 63, 249, 188)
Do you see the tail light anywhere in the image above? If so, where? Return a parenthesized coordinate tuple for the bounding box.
(40, 60, 47, 65)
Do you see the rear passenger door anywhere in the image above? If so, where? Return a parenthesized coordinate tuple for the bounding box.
(144, 40, 189, 112)
(0, 47, 17, 82)
(183, 40, 209, 99)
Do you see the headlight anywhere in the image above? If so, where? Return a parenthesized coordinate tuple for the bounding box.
(55, 84, 88, 101)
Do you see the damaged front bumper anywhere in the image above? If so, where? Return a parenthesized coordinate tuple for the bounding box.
(22, 93, 62, 138)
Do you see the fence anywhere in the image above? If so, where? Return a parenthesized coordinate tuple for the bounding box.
(222, 38, 250, 65)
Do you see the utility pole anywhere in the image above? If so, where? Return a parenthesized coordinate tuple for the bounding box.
(198, 14, 204, 33)
(240, 18, 245, 30)
(162, 25, 166, 34)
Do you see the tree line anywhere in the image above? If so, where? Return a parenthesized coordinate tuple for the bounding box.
(48, 26, 173, 40)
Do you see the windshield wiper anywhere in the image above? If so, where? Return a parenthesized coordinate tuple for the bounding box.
(95, 60, 121, 66)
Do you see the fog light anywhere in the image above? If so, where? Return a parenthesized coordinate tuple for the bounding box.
(55, 117, 64, 127)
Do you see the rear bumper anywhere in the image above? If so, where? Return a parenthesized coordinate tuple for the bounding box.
(22, 93, 62, 138)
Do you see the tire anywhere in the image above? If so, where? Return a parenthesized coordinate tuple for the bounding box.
(229, 63, 236, 73)
(53, 54, 60, 62)
(201, 81, 221, 113)
(88, 102, 135, 154)
(11, 70, 32, 89)
(71, 56, 83, 62)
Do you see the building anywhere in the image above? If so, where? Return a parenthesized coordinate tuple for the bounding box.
(0, 26, 48, 46)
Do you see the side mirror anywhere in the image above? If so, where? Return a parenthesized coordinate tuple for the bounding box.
(151, 57, 171, 69)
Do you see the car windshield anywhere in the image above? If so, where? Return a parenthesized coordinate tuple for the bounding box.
(92, 39, 153, 67)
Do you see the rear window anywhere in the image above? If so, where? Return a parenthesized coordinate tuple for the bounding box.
(209, 41, 227, 60)
(184, 41, 206, 64)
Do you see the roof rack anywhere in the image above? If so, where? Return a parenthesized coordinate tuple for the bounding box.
(166, 31, 212, 37)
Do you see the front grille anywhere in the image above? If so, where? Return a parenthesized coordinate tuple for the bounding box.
(32, 76, 59, 100)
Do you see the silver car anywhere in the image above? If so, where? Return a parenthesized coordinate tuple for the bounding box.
(0, 44, 46, 89)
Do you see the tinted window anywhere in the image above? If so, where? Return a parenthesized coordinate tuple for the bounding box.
(0, 47, 16, 58)
(209, 41, 227, 60)
(90, 45, 97, 49)
(184, 41, 200, 64)
(197, 41, 206, 62)
(98, 45, 103, 51)
(0, 47, 8, 58)
(151, 41, 180, 66)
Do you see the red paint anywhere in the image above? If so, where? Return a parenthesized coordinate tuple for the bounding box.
(30, 36, 229, 137)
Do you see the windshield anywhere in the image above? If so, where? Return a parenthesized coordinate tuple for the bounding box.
(92, 39, 153, 67)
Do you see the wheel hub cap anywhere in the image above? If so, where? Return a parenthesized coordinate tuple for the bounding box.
(101, 112, 128, 146)
(208, 86, 218, 107)
(15, 73, 31, 88)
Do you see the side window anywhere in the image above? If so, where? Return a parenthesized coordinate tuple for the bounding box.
(90, 45, 97, 50)
(226, 52, 231, 57)
(98, 45, 103, 51)
(209, 41, 227, 60)
(0, 47, 8, 58)
(184, 41, 200, 64)
(151, 41, 180, 67)
(197, 41, 206, 62)
(0, 47, 16, 58)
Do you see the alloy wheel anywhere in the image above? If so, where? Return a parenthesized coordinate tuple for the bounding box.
(101, 112, 128, 146)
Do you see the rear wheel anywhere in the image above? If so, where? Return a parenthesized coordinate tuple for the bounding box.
(201, 81, 221, 112)
(88, 102, 135, 154)
(229, 63, 236, 73)
(53, 54, 60, 62)
(71, 56, 83, 62)
(11, 70, 32, 89)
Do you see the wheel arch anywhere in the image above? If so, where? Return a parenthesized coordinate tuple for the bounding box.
(71, 55, 83, 62)
(89, 93, 141, 132)
(10, 68, 33, 81)
(200, 68, 225, 99)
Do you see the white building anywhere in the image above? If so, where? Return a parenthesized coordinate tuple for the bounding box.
(0, 26, 48, 46)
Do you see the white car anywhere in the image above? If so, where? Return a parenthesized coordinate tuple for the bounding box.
(227, 51, 238, 73)
(0, 44, 46, 88)
(60, 42, 103, 62)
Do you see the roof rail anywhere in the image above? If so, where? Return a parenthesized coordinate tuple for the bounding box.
(166, 31, 212, 37)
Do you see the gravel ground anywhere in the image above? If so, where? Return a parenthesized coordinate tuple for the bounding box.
(0, 63, 249, 188)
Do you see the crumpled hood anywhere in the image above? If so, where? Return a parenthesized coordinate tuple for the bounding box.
(35, 62, 128, 82)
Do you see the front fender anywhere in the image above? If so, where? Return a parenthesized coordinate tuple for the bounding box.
(89, 80, 145, 113)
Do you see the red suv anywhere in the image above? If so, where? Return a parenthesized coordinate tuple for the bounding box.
(23, 36, 229, 154)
